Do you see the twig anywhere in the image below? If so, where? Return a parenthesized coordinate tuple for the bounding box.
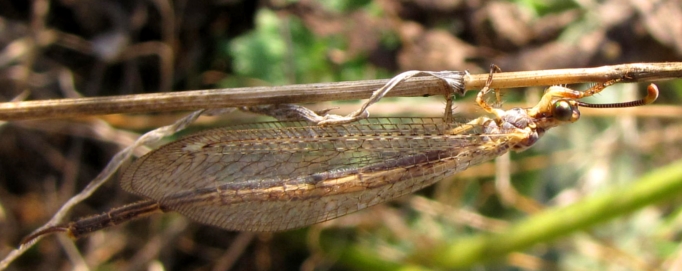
(1, 62, 681, 120)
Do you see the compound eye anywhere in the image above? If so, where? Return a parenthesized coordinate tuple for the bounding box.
(553, 100, 574, 121)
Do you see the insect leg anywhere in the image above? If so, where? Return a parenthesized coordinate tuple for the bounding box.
(475, 64, 503, 114)
(448, 117, 490, 134)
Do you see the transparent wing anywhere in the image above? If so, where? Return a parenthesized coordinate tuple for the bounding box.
(120, 117, 511, 231)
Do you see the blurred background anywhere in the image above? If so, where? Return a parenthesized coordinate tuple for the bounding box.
(1, 0, 682, 270)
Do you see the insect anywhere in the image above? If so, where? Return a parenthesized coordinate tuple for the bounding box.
(21, 68, 659, 244)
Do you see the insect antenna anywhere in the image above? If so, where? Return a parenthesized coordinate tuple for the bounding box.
(577, 84, 659, 108)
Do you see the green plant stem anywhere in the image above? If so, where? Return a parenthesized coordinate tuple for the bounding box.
(434, 158, 682, 267)
(337, 158, 682, 269)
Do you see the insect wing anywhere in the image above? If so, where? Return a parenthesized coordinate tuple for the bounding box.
(120, 118, 505, 231)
